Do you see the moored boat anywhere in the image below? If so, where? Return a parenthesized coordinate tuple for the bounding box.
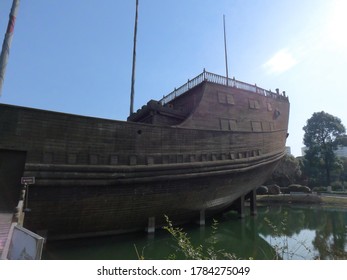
(0, 70, 289, 239)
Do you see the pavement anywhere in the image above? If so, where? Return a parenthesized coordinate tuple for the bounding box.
(0, 212, 13, 257)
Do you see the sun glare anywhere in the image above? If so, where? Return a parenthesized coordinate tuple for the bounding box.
(263, 49, 298, 75)
(325, 0, 347, 52)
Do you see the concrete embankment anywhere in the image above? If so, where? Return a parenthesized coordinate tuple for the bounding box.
(257, 193, 347, 208)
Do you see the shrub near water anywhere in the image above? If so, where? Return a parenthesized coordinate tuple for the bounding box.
(163, 215, 237, 260)
(289, 184, 311, 193)
(162, 214, 318, 260)
(256, 186, 268, 195)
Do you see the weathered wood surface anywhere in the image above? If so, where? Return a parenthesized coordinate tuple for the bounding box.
(0, 75, 289, 239)
(0, 212, 13, 256)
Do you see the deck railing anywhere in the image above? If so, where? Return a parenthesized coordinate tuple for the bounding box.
(159, 70, 287, 105)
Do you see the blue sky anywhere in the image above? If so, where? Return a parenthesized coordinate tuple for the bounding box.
(0, 0, 346, 156)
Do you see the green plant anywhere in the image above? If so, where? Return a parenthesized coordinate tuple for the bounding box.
(312, 186, 327, 193)
(136, 212, 324, 260)
(303, 111, 346, 187)
(163, 215, 236, 260)
(264, 212, 317, 260)
(133, 244, 145, 260)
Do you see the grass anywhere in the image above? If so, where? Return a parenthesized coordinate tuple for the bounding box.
(319, 196, 347, 208)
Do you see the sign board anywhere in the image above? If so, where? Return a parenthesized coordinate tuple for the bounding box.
(21, 176, 35, 185)
(1, 224, 44, 260)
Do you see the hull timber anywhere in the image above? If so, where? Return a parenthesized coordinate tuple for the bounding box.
(0, 71, 289, 239)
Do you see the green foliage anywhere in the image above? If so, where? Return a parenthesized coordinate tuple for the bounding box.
(256, 185, 268, 195)
(311, 186, 327, 192)
(163, 215, 237, 260)
(135, 211, 345, 260)
(264, 212, 316, 259)
(336, 135, 347, 146)
(163, 214, 316, 260)
(303, 111, 345, 148)
(133, 244, 145, 260)
(303, 111, 346, 186)
(288, 184, 311, 193)
(330, 181, 347, 191)
(338, 157, 347, 190)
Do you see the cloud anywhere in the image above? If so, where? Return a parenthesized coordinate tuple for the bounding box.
(263, 49, 298, 74)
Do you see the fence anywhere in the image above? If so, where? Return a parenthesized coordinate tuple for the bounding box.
(159, 70, 285, 105)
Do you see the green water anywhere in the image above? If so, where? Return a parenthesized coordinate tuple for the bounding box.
(43, 205, 347, 260)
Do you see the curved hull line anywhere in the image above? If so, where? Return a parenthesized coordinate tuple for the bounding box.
(25, 150, 284, 186)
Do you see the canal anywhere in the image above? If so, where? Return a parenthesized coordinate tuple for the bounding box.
(43, 205, 347, 260)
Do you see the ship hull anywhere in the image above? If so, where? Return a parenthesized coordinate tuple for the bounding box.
(0, 73, 289, 239)
(23, 149, 282, 239)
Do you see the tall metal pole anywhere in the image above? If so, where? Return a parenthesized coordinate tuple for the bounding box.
(223, 14, 229, 86)
(130, 0, 139, 115)
(0, 0, 20, 96)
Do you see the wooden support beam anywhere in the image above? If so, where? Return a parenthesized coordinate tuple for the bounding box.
(250, 189, 257, 216)
(236, 195, 245, 219)
(197, 209, 205, 226)
(146, 216, 155, 234)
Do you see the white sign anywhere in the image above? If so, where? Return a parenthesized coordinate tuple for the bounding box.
(21, 177, 35, 185)
(3, 225, 44, 260)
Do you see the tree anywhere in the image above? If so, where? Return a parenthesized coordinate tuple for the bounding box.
(303, 111, 346, 186)
(336, 135, 347, 146)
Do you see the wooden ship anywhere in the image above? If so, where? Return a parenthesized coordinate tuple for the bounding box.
(0, 1, 289, 240)
(0, 70, 289, 239)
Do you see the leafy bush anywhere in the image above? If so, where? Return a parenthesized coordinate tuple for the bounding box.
(330, 181, 347, 191)
(288, 184, 311, 193)
(267, 184, 281, 195)
(256, 186, 268, 195)
(311, 186, 327, 192)
(280, 187, 290, 194)
(163, 215, 236, 260)
(264, 212, 316, 259)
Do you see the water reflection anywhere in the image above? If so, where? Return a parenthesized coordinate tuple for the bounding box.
(43, 205, 347, 260)
(257, 205, 347, 259)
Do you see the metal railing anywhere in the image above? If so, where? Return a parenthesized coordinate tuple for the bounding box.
(159, 70, 287, 105)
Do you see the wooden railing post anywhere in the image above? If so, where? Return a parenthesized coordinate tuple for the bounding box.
(159, 70, 281, 105)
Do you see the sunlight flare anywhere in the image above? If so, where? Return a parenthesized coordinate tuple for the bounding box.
(325, 0, 347, 51)
(263, 49, 298, 74)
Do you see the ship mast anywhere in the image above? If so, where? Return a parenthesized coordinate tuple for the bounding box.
(0, 0, 20, 96)
(223, 14, 229, 86)
(130, 0, 139, 115)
